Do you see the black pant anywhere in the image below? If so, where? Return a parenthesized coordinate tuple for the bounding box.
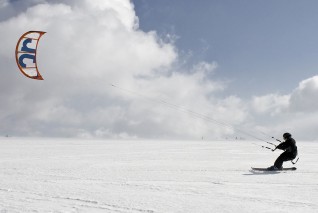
(274, 151, 297, 168)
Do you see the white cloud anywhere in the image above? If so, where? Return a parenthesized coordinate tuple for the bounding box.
(0, 0, 8, 8)
(2, 0, 317, 140)
(1, 0, 247, 139)
(289, 75, 318, 112)
(248, 75, 318, 140)
(252, 93, 289, 115)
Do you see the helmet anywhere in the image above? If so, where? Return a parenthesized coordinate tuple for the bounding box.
(283, 132, 292, 139)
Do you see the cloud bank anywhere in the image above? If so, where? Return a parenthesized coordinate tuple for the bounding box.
(251, 75, 318, 140)
(0, 0, 317, 140)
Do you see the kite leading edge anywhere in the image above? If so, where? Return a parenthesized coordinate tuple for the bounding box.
(15, 31, 46, 80)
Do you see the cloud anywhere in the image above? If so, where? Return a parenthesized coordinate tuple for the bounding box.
(251, 94, 289, 115)
(251, 76, 318, 116)
(289, 75, 318, 112)
(1, 0, 247, 139)
(0, 0, 8, 8)
(248, 75, 318, 140)
(1, 0, 317, 140)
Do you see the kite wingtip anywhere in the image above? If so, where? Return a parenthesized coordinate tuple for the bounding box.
(28, 30, 46, 34)
(31, 75, 44, 80)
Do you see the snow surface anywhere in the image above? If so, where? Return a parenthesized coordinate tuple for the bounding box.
(0, 137, 317, 213)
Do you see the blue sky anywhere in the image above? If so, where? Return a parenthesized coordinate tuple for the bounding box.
(133, 0, 318, 97)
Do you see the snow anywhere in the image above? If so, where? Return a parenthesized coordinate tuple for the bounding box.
(0, 137, 317, 212)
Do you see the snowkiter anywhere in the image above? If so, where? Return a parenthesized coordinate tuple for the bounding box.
(268, 133, 298, 171)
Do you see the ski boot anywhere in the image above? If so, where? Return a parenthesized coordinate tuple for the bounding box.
(267, 165, 283, 171)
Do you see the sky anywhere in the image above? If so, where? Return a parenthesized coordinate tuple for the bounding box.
(133, 0, 318, 97)
(1, 0, 318, 140)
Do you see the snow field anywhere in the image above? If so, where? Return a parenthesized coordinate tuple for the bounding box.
(0, 138, 317, 212)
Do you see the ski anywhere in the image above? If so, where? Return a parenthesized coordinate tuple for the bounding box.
(251, 167, 297, 171)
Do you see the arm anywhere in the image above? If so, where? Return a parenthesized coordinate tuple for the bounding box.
(276, 142, 288, 150)
(273, 140, 291, 151)
(271, 142, 286, 151)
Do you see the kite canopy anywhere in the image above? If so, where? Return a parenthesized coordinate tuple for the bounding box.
(15, 31, 46, 80)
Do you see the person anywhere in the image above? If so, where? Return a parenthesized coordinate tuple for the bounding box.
(267, 132, 298, 170)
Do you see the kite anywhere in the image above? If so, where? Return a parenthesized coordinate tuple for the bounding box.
(15, 31, 46, 80)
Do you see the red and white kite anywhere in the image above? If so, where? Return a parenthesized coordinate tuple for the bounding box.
(15, 31, 46, 80)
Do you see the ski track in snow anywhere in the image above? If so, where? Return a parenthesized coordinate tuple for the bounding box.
(0, 138, 317, 212)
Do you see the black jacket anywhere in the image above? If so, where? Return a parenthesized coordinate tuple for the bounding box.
(276, 138, 297, 154)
